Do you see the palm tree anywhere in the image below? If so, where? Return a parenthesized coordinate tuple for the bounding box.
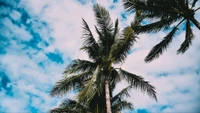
(50, 86, 134, 113)
(50, 4, 157, 113)
(123, 0, 200, 62)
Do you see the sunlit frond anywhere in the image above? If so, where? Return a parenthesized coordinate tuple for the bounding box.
(110, 27, 137, 63)
(78, 66, 101, 103)
(50, 71, 92, 97)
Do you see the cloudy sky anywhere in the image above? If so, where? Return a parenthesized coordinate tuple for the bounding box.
(0, 0, 200, 113)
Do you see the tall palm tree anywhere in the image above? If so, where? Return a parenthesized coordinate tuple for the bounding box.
(50, 4, 157, 113)
(123, 0, 200, 62)
(50, 86, 134, 113)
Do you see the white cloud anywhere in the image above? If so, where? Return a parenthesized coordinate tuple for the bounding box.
(9, 10, 21, 21)
(1, 17, 33, 41)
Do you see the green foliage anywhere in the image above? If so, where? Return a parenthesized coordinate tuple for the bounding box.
(110, 27, 138, 64)
(145, 27, 178, 62)
(50, 87, 134, 113)
(119, 69, 157, 101)
(123, 0, 200, 62)
(50, 99, 91, 113)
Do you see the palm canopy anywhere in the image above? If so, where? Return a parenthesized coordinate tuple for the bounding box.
(123, 0, 200, 62)
(50, 4, 157, 113)
(50, 86, 133, 113)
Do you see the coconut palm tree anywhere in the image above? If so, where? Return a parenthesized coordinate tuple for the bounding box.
(50, 86, 134, 113)
(50, 4, 157, 113)
(123, 0, 200, 62)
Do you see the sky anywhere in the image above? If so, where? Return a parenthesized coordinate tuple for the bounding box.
(0, 0, 200, 113)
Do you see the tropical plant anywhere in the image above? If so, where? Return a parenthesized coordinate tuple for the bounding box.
(123, 0, 200, 62)
(50, 4, 157, 113)
(50, 86, 134, 113)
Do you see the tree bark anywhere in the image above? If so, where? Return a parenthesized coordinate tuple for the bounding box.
(191, 18, 200, 30)
(105, 79, 112, 113)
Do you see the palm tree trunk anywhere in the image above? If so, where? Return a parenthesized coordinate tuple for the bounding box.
(191, 18, 200, 30)
(105, 79, 112, 113)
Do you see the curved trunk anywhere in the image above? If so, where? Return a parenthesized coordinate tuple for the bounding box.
(191, 18, 200, 30)
(105, 79, 112, 113)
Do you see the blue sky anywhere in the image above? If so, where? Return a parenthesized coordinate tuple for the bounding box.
(0, 0, 200, 112)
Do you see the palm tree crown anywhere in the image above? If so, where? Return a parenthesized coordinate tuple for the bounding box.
(50, 4, 157, 113)
(123, 0, 200, 62)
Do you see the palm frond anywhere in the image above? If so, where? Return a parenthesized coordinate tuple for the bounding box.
(112, 100, 133, 112)
(50, 99, 90, 113)
(132, 17, 179, 34)
(93, 4, 113, 34)
(119, 69, 157, 101)
(131, 10, 143, 27)
(123, 0, 146, 12)
(81, 19, 100, 60)
(50, 71, 92, 97)
(109, 68, 121, 92)
(145, 27, 178, 62)
(50, 107, 78, 113)
(111, 85, 132, 103)
(78, 66, 100, 103)
(110, 27, 137, 63)
(113, 19, 119, 40)
(93, 4, 114, 54)
(177, 20, 194, 53)
(63, 59, 97, 75)
(192, 0, 198, 7)
(123, 0, 172, 15)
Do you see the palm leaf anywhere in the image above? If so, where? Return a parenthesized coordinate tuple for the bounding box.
(78, 66, 101, 103)
(177, 20, 194, 53)
(112, 100, 133, 112)
(111, 85, 132, 103)
(192, 0, 198, 7)
(63, 59, 97, 74)
(81, 19, 100, 60)
(119, 69, 157, 101)
(132, 17, 179, 34)
(50, 99, 90, 113)
(123, 0, 172, 15)
(93, 4, 114, 55)
(113, 19, 119, 40)
(50, 71, 93, 97)
(109, 68, 121, 92)
(50, 107, 78, 113)
(110, 27, 137, 63)
(93, 4, 113, 35)
(145, 27, 178, 62)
